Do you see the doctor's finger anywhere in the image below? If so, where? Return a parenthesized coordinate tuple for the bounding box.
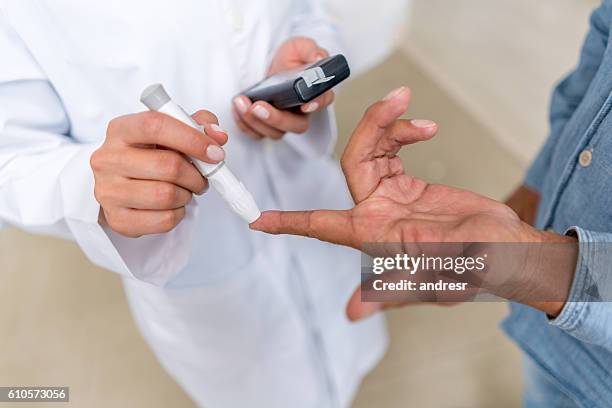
(248, 101, 309, 135)
(191, 109, 219, 127)
(250, 210, 356, 248)
(232, 108, 264, 140)
(292, 37, 329, 64)
(105, 179, 193, 210)
(191, 110, 229, 146)
(108, 112, 225, 164)
(241, 109, 285, 139)
(107, 207, 187, 238)
(301, 91, 335, 114)
(203, 124, 229, 146)
(111, 148, 208, 194)
(236, 101, 285, 139)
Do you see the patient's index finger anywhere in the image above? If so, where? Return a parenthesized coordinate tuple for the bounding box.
(250, 210, 356, 248)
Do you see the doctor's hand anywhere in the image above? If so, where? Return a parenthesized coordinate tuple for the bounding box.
(251, 87, 578, 319)
(233, 37, 334, 140)
(91, 110, 228, 238)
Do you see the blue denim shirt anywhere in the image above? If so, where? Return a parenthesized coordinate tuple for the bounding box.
(502, 2, 612, 406)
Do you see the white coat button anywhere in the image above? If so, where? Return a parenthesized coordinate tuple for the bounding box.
(225, 9, 243, 31)
(578, 150, 593, 168)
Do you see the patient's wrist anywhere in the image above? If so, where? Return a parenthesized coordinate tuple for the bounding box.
(521, 228, 579, 316)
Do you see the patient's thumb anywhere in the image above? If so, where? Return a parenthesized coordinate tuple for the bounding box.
(346, 288, 385, 321)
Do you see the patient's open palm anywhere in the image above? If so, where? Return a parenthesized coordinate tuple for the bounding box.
(348, 170, 523, 248)
(251, 87, 576, 321)
(253, 87, 525, 250)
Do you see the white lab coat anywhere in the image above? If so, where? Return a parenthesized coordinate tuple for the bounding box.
(0, 1, 387, 407)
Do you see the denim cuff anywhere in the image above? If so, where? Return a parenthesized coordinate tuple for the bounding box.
(548, 227, 591, 332)
(549, 227, 612, 347)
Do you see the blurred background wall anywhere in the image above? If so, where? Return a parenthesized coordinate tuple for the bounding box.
(0, 1, 599, 407)
(402, 0, 598, 164)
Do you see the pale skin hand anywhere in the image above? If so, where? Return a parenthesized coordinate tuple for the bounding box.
(251, 87, 578, 320)
(91, 110, 228, 238)
(233, 36, 335, 140)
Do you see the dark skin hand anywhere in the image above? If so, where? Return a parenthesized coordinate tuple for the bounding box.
(505, 185, 541, 226)
(251, 87, 578, 321)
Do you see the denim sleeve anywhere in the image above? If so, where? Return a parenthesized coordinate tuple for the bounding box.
(525, 3, 612, 191)
(549, 227, 612, 350)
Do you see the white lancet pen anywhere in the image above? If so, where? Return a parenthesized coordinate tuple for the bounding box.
(140, 84, 261, 224)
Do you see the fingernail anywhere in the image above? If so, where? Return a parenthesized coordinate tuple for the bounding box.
(383, 87, 408, 101)
(411, 119, 436, 128)
(302, 102, 319, 113)
(253, 105, 270, 120)
(209, 124, 227, 134)
(234, 97, 249, 114)
(249, 212, 269, 230)
(197, 181, 210, 196)
(206, 145, 225, 162)
(249, 218, 262, 230)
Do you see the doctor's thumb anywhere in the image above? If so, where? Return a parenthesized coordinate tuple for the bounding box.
(306, 45, 329, 63)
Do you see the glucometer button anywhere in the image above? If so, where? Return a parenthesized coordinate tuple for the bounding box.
(301, 67, 335, 88)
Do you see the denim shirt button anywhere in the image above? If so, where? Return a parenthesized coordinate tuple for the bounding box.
(578, 150, 593, 167)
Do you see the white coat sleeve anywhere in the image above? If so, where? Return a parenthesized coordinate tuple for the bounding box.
(280, 0, 344, 159)
(0, 14, 195, 286)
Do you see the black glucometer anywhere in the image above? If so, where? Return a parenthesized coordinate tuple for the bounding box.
(241, 54, 350, 110)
